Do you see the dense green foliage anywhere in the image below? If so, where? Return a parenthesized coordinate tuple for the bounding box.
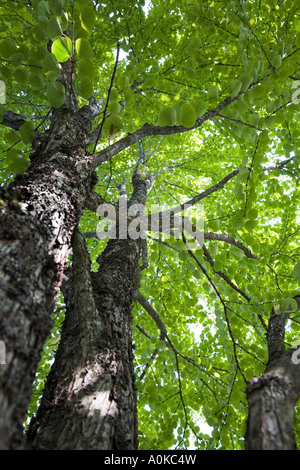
(1, 0, 300, 450)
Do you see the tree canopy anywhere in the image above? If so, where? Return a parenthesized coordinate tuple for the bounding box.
(1, 0, 300, 450)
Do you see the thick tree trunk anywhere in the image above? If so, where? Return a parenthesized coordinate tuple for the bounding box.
(0, 96, 95, 449)
(26, 171, 148, 450)
(245, 302, 300, 450)
(27, 229, 140, 450)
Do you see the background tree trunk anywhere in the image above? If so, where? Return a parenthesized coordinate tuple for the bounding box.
(245, 350, 300, 450)
(245, 301, 300, 450)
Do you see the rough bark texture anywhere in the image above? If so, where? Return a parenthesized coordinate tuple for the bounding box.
(245, 350, 300, 450)
(0, 67, 97, 449)
(27, 231, 140, 450)
(27, 172, 148, 450)
(245, 300, 300, 450)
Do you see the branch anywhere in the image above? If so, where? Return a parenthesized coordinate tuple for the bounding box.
(136, 295, 221, 398)
(203, 232, 258, 259)
(181, 231, 247, 383)
(84, 191, 107, 213)
(218, 113, 263, 131)
(92, 43, 120, 153)
(1, 110, 26, 130)
(90, 85, 259, 169)
(202, 244, 251, 302)
(136, 291, 168, 340)
(263, 155, 295, 171)
(144, 169, 239, 233)
(202, 243, 267, 331)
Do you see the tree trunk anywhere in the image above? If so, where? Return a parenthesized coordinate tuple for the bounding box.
(0, 93, 95, 449)
(26, 170, 148, 450)
(245, 302, 300, 450)
(27, 229, 140, 450)
(245, 350, 300, 450)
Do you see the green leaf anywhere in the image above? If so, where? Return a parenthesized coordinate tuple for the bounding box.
(46, 81, 65, 108)
(110, 88, 119, 101)
(6, 149, 29, 173)
(52, 37, 72, 62)
(77, 76, 93, 99)
(42, 53, 61, 80)
(49, 0, 63, 16)
(108, 100, 121, 115)
(29, 74, 45, 88)
(228, 79, 242, 97)
(246, 208, 258, 219)
(103, 115, 123, 138)
(179, 103, 196, 128)
(47, 16, 63, 40)
(280, 297, 298, 313)
(244, 219, 257, 231)
(272, 54, 282, 69)
(116, 75, 129, 89)
(80, 5, 96, 31)
(253, 84, 267, 98)
(0, 39, 16, 59)
(240, 73, 253, 92)
(194, 100, 207, 118)
(231, 217, 244, 229)
(75, 38, 93, 60)
(186, 261, 196, 273)
(77, 58, 95, 79)
(203, 282, 212, 293)
(77, 0, 92, 7)
(20, 121, 35, 144)
(207, 85, 219, 100)
(11, 53, 24, 67)
(208, 219, 220, 231)
(38, 0, 51, 18)
(294, 263, 300, 283)
(214, 257, 223, 272)
(157, 106, 177, 126)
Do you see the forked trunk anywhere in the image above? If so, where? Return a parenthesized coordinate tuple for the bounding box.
(27, 230, 140, 450)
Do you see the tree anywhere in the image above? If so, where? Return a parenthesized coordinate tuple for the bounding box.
(0, 0, 300, 450)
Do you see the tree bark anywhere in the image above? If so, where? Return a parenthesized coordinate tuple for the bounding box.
(0, 88, 96, 449)
(26, 171, 148, 450)
(26, 231, 140, 450)
(245, 301, 300, 450)
(245, 350, 300, 450)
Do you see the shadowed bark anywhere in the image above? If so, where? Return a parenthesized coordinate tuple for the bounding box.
(0, 66, 99, 449)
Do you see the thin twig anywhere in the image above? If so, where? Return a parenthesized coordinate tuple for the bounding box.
(181, 231, 247, 384)
(92, 43, 120, 153)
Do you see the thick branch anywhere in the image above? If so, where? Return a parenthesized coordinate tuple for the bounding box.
(1, 110, 26, 130)
(90, 87, 258, 168)
(203, 232, 258, 259)
(202, 244, 251, 301)
(151, 169, 239, 219)
(136, 291, 167, 340)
